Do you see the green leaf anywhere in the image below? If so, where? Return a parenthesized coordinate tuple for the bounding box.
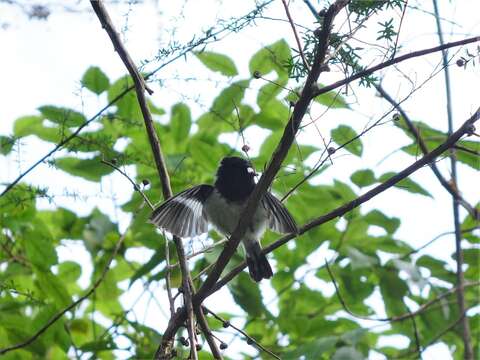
(55, 156, 114, 182)
(211, 80, 250, 120)
(81, 66, 110, 95)
(257, 80, 287, 108)
(364, 210, 400, 234)
(194, 51, 238, 76)
(58, 261, 82, 283)
(346, 247, 378, 269)
(108, 75, 142, 121)
(170, 103, 191, 143)
(129, 248, 164, 287)
(379, 172, 432, 197)
(0, 135, 15, 155)
(229, 273, 264, 317)
(35, 270, 72, 308)
(350, 169, 376, 187)
(332, 346, 363, 360)
(284, 336, 338, 359)
(23, 220, 58, 270)
(189, 138, 222, 171)
(392, 259, 427, 288)
(378, 268, 408, 316)
(331, 125, 363, 156)
(314, 89, 349, 109)
(79, 339, 117, 352)
(249, 39, 291, 78)
(13, 115, 70, 143)
(252, 99, 289, 130)
(39, 105, 86, 127)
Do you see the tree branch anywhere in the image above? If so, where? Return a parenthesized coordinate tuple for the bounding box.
(375, 84, 478, 219)
(209, 106, 480, 295)
(311, 35, 480, 99)
(89, 2, 198, 358)
(432, 1, 474, 358)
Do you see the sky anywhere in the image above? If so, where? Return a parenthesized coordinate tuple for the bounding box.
(0, 0, 479, 359)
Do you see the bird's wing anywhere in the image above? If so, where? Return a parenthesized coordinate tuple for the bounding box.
(262, 192, 298, 234)
(149, 184, 214, 238)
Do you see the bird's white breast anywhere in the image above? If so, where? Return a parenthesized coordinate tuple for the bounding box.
(204, 189, 268, 241)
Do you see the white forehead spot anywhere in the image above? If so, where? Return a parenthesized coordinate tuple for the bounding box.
(247, 166, 255, 174)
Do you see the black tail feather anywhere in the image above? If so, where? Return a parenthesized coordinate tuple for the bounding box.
(245, 241, 273, 282)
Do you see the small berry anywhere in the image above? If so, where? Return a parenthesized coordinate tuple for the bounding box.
(242, 144, 250, 153)
(289, 100, 296, 107)
(142, 179, 150, 186)
(222, 321, 230, 328)
(253, 71, 261, 79)
(327, 147, 336, 155)
(246, 338, 253, 345)
(179, 336, 189, 347)
(196, 344, 202, 351)
(456, 59, 465, 67)
(392, 113, 401, 121)
(220, 342, 228, 350)
(111, 158, 118, 165)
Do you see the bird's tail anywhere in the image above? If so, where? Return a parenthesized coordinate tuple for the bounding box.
(245, 240, 273, 282)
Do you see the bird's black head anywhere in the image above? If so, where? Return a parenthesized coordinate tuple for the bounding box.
(215, 156, 256, 202)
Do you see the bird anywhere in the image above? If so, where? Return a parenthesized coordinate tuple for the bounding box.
(149, 156, 297, 282)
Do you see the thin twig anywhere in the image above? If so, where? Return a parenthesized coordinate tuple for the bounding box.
(311, 35, 480, 99)
(432, 1, 474, 357)
(100, 159, 154, 209)
(281, 0, 310, 71)
(375, 84, 478, 219)
(203, 307, 280, 359)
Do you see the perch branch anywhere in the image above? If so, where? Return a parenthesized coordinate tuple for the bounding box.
(89, 2, 197, 357)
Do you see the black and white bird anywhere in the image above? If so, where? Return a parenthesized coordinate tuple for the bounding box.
(149, 156, 297, 282)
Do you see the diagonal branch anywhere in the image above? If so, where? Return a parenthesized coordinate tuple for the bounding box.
(375, 84, 478, 219)
(89, 2, 198, 358)
(208, 106, 480, 295)
(311, 35, 480, 98)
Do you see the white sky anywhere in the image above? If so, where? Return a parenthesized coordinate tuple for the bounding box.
(0, 1, 479, 359)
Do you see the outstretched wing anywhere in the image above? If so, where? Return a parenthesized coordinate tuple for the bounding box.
(149, 185, 214, 238)
(262, 192, 298, 234)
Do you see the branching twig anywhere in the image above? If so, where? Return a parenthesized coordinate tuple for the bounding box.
(281, 0, 310, 71)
